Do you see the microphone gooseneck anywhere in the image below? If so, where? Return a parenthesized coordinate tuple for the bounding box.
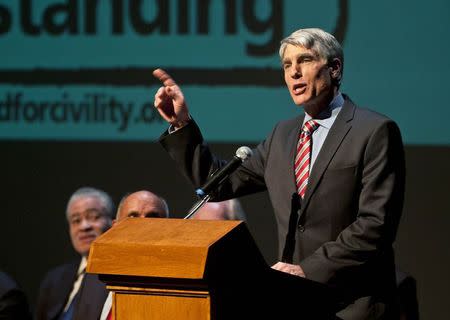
(195, 146, 253, 198)
(184, 146, 253, 219)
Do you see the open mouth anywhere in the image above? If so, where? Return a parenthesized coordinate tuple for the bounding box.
(293, 83, 306, 95)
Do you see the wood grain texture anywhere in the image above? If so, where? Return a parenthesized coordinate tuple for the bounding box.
(87, 218, 242, 278)
(114, 289, 210, 320)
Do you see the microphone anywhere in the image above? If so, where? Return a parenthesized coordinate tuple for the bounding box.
(195, 146, 253, 198)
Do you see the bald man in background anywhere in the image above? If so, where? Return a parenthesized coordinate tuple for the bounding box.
(192, 199, 246, 221)
(114, 190, 169, 221)
(88, 190, 169, 320)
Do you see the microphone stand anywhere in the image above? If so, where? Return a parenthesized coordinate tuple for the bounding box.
(184, 194, 211, 219)
(183, 146, 253, 220)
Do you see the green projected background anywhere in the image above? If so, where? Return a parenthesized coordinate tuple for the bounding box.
(1, 0, 449, 144)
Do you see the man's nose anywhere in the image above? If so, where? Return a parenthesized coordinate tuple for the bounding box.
(290, 65, 301, 79)
(79, 218, 93, 229)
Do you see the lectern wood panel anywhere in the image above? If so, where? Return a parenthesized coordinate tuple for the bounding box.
(114, 288, 210, 320)
(88, 218, 241, 279)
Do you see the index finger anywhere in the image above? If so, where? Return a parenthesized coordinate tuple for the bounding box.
(153, 68, 176, 87)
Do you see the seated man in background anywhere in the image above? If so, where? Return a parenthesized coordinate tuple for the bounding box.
(0, 270, 32, 320)
(35, 187, 114, 320)
(114, 190, 169, 221)
(90, 190, 169, 320)
(192, 199, 246, 221)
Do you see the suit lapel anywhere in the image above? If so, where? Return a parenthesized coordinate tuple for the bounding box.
(48, 261, 79, 320)
(299, 98, 356, 216)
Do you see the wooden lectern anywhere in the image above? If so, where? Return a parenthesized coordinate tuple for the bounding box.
(87, 218, 338, 319)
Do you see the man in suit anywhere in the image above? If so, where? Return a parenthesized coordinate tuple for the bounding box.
(35, 187, 114, 320)
(152, 27, 405, 319)
(0, 270, 32, 320)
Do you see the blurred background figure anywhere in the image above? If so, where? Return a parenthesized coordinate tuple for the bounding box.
(396, 269, 420, 320)
(35, 187, 114, 320)
(192, 199, 246, 221)
(0, 270, 32, 320)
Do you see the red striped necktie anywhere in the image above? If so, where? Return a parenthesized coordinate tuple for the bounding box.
(294, 120, 319, 198)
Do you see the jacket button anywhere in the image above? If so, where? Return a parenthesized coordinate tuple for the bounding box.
(298, 224, 305, 232)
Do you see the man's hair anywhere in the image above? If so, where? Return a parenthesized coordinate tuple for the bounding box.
(116, 192, 169, 219)
(66, 187, 115, 219)
(279, 28, 344, 84)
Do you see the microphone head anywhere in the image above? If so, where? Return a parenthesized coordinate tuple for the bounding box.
(235, 146, 253, 161)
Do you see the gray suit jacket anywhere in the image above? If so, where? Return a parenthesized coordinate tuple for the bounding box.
(160, 95, 405, 319)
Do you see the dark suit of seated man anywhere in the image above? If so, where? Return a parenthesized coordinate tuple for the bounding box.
(0, 270, 32, 320)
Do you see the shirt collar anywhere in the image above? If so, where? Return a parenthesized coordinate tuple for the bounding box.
(304, 92, 344, 129)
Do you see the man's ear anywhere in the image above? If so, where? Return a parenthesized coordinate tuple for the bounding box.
(329, 58, 342, 81)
